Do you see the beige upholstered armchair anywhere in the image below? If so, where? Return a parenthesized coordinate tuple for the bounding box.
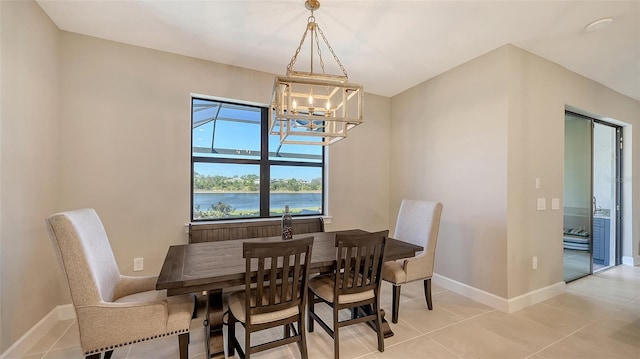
(46, 208, 194, 359)
(382, 200, 443, 323)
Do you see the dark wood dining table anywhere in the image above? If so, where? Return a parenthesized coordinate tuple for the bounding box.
(156, 230, 423, 358)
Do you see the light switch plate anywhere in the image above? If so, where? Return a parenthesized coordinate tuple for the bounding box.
(551, 198, 560, 210)
(537, 198, 546, 210)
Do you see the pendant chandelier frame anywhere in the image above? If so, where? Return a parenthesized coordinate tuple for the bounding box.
(270, 0, 363, 146)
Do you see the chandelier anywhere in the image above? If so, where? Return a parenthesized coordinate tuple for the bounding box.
(270, 0, 363, 146)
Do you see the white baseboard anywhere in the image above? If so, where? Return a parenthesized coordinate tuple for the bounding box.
(433, 274, 565, 313)
(57, 304, 76, 321)
(505, 281, 566, 313)
(0, 304, 75, 359)
(622, 256, 638, 266)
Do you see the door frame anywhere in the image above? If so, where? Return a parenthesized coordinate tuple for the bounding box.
(566, 111, 623, 273)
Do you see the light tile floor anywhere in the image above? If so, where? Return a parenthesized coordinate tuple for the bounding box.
(19, 265, 640, 359)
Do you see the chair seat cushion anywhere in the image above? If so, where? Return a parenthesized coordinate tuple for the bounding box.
(115, 289, 194, 332)
(308, 274, 374, 304)
(382, 261, 407, 284)
(115, 289, 166, 303)
(228, 290, 299, 325)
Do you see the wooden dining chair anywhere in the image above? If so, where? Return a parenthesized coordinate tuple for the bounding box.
(307, 231, 388, 359)
(382, 200, 443, 323)
(227, 236, 314, 359)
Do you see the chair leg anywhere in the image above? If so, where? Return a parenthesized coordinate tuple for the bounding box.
(374, 302, 385, 353)
(307, 290, 315, 332)
(284, 323, 291, 338)
(192, 294, 198, 319)
(104, 350, 113, 359)
(424, 278, 433, 310)
(245, 321, 251, 359)
(178, 333, 189, 359)
(299, 315, 309, 359)
(227, 314, 236, 356)
(333, 306, 340, 359)
(392, 284, 401, 323)
(85, 354, 100, 359)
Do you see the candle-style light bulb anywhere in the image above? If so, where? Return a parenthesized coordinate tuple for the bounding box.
(308, 95, 313, 106)
(292, 99, 297, 110)
(325, 101, 331, 111)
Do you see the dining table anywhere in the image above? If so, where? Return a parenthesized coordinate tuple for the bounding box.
(156, 229, 423, 358)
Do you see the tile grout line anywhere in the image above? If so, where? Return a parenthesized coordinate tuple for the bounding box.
(383, 299, 497, 350)
(429, 334, 464, 359)
(386, 278, 636, 359)
(25, 267, 639, 359)
(40, 319, 76, 359)
(523, 314, 602, 359)
(566, 287, 637, 310)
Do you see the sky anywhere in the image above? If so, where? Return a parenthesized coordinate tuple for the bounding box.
(193, 99, 323, 181)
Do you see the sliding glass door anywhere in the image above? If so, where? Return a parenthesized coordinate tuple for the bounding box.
(592, 121, 620, 271)
(563, 113, 593, 282)
(563, 112, 622, 282)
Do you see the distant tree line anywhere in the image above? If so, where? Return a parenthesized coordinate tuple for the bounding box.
(193, 172, 321, 192)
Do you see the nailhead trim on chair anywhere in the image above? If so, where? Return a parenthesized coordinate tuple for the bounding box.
(84, 329, 190, 355)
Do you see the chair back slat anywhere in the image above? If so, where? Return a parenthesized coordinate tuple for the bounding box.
(280, 253, 291, 303)
(269, 256, 278, 305)
(334, 231, 388, 297)
(291, 252, 302, 300)
(242, 237, 314, 322)
(353, 247, 364, 288)
(255, 257, 265, 307)
(370, 242, 383, 284)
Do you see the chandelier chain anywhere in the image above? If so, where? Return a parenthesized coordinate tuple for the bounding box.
(286, 20, 311, 75)
(313, 27, 326, 74)
(285, 15, 348, 79)
(316, 24, 348, 79)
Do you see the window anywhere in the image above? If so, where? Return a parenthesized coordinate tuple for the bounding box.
(191, 97, 324, 221)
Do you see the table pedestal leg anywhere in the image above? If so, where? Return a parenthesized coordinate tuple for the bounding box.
(380, 309, 394, 338)
(204, 290, 225, 358)
(356, 306, 394, 338)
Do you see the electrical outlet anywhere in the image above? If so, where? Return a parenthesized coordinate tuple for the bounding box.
(532, 256, 538, 270)
(134, 257, 144, 272)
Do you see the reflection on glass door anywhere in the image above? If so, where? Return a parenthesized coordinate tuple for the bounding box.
(592, 122, 619, 271)
(563, 113, 592, 282)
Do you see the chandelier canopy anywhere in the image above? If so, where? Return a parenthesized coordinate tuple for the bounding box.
(270, 0, 363, 146)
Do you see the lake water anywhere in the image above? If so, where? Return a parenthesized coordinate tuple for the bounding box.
(194, 192, 322, 211)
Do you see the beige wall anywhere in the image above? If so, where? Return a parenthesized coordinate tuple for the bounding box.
(58, 32, 276, 275)
(506, 44, 640, 297)
(391, 43, 640, 300)
(0, 0, 64, 351)
(3, 0, 639, 352)
(390, 46, 511, 297)
(58, 32, 391, 277)
(1, 0, 3, 344)
(0, 4, 391, 351)
(327, 92, 391, 232)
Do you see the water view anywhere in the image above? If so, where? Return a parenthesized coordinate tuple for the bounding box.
(194, 192, 322, 212)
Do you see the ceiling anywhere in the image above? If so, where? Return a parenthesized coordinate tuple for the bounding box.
(36, 0, 640, 100)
